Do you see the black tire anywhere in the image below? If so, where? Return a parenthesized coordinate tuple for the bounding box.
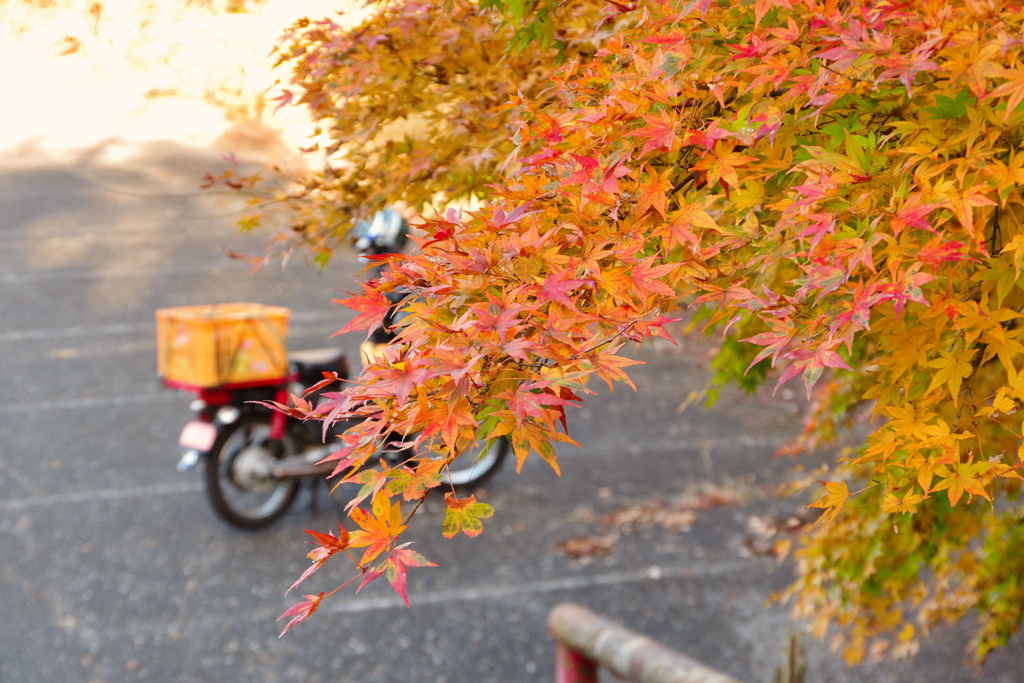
(443, 437, 509, 488)
(205, 413, 300, 529)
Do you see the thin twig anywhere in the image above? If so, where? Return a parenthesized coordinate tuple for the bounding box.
(571, 318, 641, 359)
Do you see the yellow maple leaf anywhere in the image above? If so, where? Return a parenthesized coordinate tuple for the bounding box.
(885, 404, 934, 440)
(944, 41, 1002, 98)
(856, 429, 900, 468)
(883, 330, 930, 382)
(988, 64, 1024, 123)
(808, 480, 850, 527)
(986, 388, 1017, 415)
(980, 326, 1024, 382)
(1001, 233, 1024, 278)
(905, 452, 939, 493)
(882, 488, 925, 515)
(927, 348, 977, 405)
(931, 461, 992, 506)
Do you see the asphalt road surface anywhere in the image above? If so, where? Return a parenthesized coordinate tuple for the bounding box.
(2, 139, 1023, 683)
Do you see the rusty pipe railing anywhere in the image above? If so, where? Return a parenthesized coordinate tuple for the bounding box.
(549, 603, 744, 683)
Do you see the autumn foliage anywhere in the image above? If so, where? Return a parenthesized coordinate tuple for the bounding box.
(255, 0, 615, 265)
(252, 0, 1024, 664)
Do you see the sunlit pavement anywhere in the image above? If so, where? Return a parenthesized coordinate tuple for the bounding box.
(2, 141, 1023, 683)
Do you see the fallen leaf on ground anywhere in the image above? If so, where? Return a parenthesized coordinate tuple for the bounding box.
(678, 479, 749, 509)
(602, 504, 697, 532)
(741, 511, 820, 559)
(556, 533, 619, 558)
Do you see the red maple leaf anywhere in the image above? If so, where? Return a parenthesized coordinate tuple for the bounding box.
(774, 345, 851, 398)
(386, 546, 437, 607)
(597, 160, 633, 196)
(278, 592, 325, 637)
(355, 564, 386, 595)
(682, 119, 731, 150)
(830, 280, 889, 334)
(509, 384, 575, 426)
(287, 524, 351, 595)
(537, 268, 587, 308)
(368, 362, 430, 405)
(890, 195, 943, 236)
(693, 280, 755, 305)
(428, 346, 481, 383)
(741, 318, 795, 372)
(793, 261, 846, 304)
(916, 237, 967, 266)
(353, 544, 437, 607)
(565, 153, 600, 185)
(517, 146, 562, 171)
(883, 264, 936, 319)
(490, 201, 539, 228)
(877, 47, 940, 96)
(471, 297, 522, 342)
(629, 257, 677, 298)
(502, 337, 538, 360)
(726, 34, 766, 61)
(798, 213, 836, 252)
(332, 283, 393, 338)
(628, 112, 680, 156)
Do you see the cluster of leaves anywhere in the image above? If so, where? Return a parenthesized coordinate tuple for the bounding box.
(275, 483, 494, 636)
(268, 0, 1024, 665)
(213, 0, 624, 268)
(474, 0, 623, 52)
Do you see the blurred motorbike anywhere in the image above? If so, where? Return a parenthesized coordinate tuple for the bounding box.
(167, 209, 508, 529)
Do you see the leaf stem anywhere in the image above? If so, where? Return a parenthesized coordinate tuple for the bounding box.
(323, 572, 364, 599)
(848, 480, 883, 497)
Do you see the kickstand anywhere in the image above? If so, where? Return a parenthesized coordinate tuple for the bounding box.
(309, 477, 321, 517)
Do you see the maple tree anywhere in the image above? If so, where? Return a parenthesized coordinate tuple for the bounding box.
(248, 0, 1024, 665)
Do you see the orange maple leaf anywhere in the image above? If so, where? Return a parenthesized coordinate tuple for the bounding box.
(333, 283, 394, 339)
(349, 492, 407, 566)
(634, 166, 674, 219)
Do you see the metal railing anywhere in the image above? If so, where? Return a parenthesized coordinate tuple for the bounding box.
(549, 602, 744, 683)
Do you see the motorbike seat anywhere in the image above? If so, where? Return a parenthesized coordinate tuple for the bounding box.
(289, 348, 349, 387)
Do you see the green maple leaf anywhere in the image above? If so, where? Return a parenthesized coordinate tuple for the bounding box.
(442, 493, 494, 538)
(923, 88, 974, 119)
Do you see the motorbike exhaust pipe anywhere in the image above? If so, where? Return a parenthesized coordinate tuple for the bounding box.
(271, 463, 335, 478)
(269, 444, 341, 479)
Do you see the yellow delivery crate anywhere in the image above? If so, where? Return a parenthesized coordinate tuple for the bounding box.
(156, 303, 290, 388)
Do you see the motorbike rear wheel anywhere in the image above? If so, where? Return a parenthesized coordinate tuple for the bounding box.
(442, 437, 510, 487)
(205, 413, 301, 529)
